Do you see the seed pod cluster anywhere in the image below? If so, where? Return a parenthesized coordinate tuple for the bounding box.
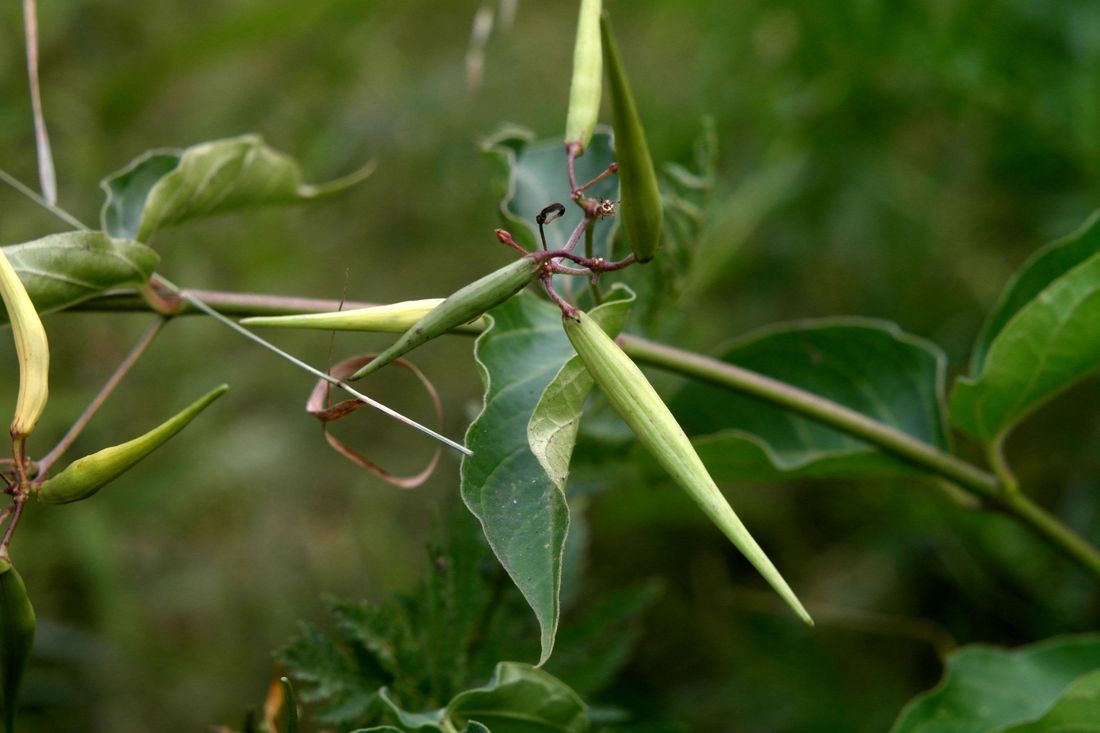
(0, 250, 48, 439)
(601, 14, 662, 263)
(352, 256, 541, 380)
(0, 559, 34, 733)
(564, 0, 603, 152)
(37, 385, 229, 505)
(564, 310, 811, 624)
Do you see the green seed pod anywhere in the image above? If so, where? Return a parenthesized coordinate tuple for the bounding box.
(351, 256, 541, 380)
(564, 310, 811, 625)
(37, 385, 229, 505)
(0, 559, 35, 733)
(0, 250, 49, 439)
(601, 14, 662, 262)
(564, 0, 603, 152)
(241, 299, 485, 334)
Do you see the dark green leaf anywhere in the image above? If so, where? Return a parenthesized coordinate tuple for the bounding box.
(671, 318, 949, 480)
(950, 212, 1100, 446)
(971, 210, 1100, 374)
(998, 668, 1100, 733)
(0, 560, 34, 733)
(888, 634, 1100, 733)
(482, 128, 618, 260)
(446, 662, 589, 733)
(461, 293, 585, 664)
(277, 621, 383, 727)
(0, 232, 158, 324)
(528, 285, 635, 490)
(100, 134, 372, 241)
(378, 689, 446, 732)
(280, 677, 299, 733)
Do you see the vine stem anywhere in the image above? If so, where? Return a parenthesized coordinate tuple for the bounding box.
(616, 334, 1100, 578)
(69, 288, 1100, 578)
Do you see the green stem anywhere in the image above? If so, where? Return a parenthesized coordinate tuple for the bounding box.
(617, 334, 999, 498)
(69, 288, 1100, 578)
(998, 492, 1100, 578)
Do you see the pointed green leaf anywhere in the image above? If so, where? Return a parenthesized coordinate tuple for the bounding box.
(998, 668, 1100, 733)
(529, 285, 634, 490)
(670, 319, 949, 480)
(445, 662, 589, 733)
(889, 634, 1100, 733)
(482, 129, 618, 258)
(971, 210, 1100, 375)
(378, 689, 446, 732)
(280, 677, 299, 733)
(100, 134, 373, 241)
(950, 213, 1100, 446)
(460, 293, 593, 665)
(278, 621, 383, 727)
(564, 0, 602, 151)
(38, 385, 229, 504)
(0, 560, 34, 733)
(601, 14, 662, 262)
(1003, 669, 1100, 730)
(0, 232, 158, 324)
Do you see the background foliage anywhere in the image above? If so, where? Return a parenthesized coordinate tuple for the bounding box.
(2, 0, 1100, 731)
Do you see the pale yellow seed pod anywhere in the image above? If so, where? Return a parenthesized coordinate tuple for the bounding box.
(241, 299, 485, 334)
(564, 310, 812, 625)
(564, 0, 603, 152)
(0, 250, 48, 438)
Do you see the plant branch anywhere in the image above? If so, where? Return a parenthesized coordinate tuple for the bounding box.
(618, 335, 999, 496)
(997, 492, 1100, 578)
(616, 334, 1100, 577)
(64, 286, 1100, 577)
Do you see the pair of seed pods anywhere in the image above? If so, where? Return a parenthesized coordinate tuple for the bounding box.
(343, 261, 809, 624)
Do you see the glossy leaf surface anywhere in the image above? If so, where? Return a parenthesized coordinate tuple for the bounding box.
(100, 134, 371, 241)
(528, 284, 634, 490)
(461, 293, 590, 664)
(951, 211, 1100, 446)
(671, 318, 949, 480)
(889, 635, 1100, 733)
(0, 232, 158, 324)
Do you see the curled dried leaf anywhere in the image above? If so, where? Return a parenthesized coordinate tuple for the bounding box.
(307, 355, 443, 489)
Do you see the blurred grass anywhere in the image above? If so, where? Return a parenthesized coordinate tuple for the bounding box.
(2, 0, 1100, 731)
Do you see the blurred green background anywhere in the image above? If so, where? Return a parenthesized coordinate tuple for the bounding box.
(2, 0, 1100, 731)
